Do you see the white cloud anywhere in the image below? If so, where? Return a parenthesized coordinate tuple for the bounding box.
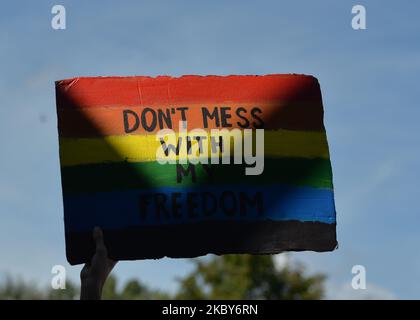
(273, 253, 290, 270)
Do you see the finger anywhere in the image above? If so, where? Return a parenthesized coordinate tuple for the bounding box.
(80, 263, 90, 280)
(93, 226, 108, 258)
(93, 226, 103, 244)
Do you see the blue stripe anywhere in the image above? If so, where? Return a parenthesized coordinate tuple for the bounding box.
(63, 185, 336, 232)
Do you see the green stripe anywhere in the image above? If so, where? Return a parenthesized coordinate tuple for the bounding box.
(60, 158, 333, 195)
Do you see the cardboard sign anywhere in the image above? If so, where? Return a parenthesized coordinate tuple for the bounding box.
(56, 74, 337, 265)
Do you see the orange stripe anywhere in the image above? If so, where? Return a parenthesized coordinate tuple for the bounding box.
(57, 102, 325, 137)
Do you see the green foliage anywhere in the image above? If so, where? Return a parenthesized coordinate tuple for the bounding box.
(176, 254, 325, 300)
(0, 276, 44, 300)
(101, 275, 170, 300)
(47, 281, 78, 300)
(0, 254, 325, 300)
(0, 276, 77, 300)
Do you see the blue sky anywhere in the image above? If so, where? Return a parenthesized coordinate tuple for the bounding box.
(0, 0, 419, 299)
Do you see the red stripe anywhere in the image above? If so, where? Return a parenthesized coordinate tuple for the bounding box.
(55, 74, 323, 109)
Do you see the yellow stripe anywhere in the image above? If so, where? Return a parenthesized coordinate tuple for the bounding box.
(59, 130, 330, 167)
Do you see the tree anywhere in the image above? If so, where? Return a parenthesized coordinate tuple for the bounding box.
(101, 275, 170, 300)
(0, 254, 325, 300)
(47, 281, 78, 300)
(0, 276, 78, 300)
(0, 276, 43, 300)
(176, 254, 325, 300)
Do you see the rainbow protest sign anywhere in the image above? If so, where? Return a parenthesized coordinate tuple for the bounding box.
(56, 74, 337, 264)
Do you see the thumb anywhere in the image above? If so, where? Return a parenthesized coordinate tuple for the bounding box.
(93, 226, 107, 258)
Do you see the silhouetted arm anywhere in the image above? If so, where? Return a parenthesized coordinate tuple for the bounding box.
(80, 227, 117, 300)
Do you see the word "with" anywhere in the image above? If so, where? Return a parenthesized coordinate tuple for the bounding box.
(155, 121, 264, 176)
